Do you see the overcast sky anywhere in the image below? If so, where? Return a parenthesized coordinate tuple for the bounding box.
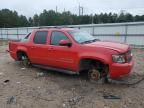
(0, 0, 144, 17)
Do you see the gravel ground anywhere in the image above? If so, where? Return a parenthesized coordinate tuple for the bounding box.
(0, 45, 144, 108)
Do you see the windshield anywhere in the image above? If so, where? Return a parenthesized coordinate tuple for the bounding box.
(69, 30, 99, 44)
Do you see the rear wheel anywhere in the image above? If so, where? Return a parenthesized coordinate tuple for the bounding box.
(17, 52, 31, 67)
(21, 55, 31, 67)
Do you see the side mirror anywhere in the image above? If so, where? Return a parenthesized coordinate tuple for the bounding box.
(59, 40, 72, 47)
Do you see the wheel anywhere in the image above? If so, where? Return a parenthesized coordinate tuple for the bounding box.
(88, 68, 101, 81)
(88, 67, 109, 83)
(21, 55, 31, 67)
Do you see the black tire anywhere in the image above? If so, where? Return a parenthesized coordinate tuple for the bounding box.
(20, 54, 31, 67)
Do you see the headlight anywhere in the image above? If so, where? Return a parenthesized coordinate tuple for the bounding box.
(112, 54, 126, 63)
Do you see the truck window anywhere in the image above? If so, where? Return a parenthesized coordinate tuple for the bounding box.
(51, 31, 69, 45)
(25, 33, 31, 39)
(20, 33, 31, 42)
(33, 31, 48, 44)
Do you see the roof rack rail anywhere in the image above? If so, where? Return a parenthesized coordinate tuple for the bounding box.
(38, 26, 57, 29)
(38, 26, 75, 29)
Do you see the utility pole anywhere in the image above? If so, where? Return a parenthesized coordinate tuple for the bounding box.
(79, 3, 80, 16)
(78, 3, 84, 16)
(64, 8, 65, 12)
(91, 14, 94, 24)
(81, 7, 83, 16)
(56, 6, 57, 13)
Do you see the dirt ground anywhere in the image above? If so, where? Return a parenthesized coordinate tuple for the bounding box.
(0, 40, 8, 46)
(0, 45, 144, 108)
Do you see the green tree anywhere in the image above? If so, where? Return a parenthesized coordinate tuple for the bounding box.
(33, 14, 39, 26)
(18, 15, 29, 27)
(1, 8, 144, 27)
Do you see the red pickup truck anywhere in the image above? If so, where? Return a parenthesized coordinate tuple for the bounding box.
(9, 28, 134, 81)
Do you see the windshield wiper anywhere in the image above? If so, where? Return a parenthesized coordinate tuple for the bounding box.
(81, 39, 100, 44)
(92, 39, 100, 42)
(81, 40, 93, 44)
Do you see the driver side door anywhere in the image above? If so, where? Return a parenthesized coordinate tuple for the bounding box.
(47, 31, 77, 71)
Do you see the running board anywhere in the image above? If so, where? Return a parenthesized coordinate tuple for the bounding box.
(32, 64, 79, 75)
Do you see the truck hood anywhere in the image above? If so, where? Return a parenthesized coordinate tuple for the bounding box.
(85, 41, 129, 53)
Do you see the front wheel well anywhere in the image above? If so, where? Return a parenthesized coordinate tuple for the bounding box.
(79, 58, 109, 76)
(17, 50, 28, 61)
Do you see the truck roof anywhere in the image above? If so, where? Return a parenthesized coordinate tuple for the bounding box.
(34, 27, 77, 32)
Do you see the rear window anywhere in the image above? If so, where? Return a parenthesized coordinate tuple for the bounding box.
(33, 31, 48, 44)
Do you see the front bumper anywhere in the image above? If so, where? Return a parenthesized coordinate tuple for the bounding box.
(109, 59, 134, 79)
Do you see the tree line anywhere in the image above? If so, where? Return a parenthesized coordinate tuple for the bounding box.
(0, 9, 144, 28)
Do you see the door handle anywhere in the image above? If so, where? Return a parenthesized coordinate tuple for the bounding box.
(31, 46, 36, 49)
(48, 47, 54, 51)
